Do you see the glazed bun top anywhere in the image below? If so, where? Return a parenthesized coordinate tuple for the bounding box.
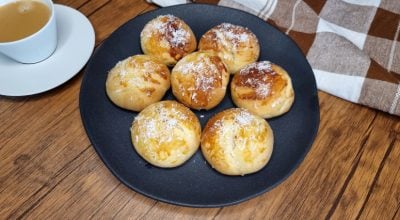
(131, 100, 201, 168)
(198, 23, 260, 73)
(140, 14, 197, 66)
(171, 51, 230, 110)
(201, 108, 274, 175)
(105, 54, 170, 112)
(231, 61, 295, 118)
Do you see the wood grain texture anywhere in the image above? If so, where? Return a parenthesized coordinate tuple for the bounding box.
(329, 113, 400, 220)
(357, 132, 400, 220)
(87, 0, 157, 44)
(55, 0, 88, 9)
(0, 1, 399, 219)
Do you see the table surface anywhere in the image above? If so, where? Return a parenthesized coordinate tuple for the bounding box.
(1, 1, 400, 219)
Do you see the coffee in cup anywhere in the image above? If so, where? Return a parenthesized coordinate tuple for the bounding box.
(0, 0, 57, 64)
(0, 0, 51, 43)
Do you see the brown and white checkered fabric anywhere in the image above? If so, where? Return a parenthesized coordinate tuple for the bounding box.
(149, 0, 400, 116)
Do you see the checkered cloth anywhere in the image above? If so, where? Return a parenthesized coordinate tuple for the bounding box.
(148, 0, 400, 116)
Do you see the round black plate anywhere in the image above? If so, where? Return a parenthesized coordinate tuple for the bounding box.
(80, 4, 319, 207)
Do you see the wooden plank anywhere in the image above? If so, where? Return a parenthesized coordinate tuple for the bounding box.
(89, 188, 156, 219)
(79, 0, 111, 16)
(213, 92, 378, 219)
(54, 0, 89, 10)
(86, 0, 156, 44)
(15, 152, 167, 219)
(357, 130, 400, 219)
(0, 76, 91, 219)
(328, 112, 400, 220)
(109, 194, 157, 219)
(5, 145, 92, 219)
(0, 97, 27, 115)
(19, 149, 120, 219)
(142, 203, 219, 220)
(393, 206, 400, 220)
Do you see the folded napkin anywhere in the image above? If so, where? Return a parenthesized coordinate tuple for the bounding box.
(148, 0, 400, 116)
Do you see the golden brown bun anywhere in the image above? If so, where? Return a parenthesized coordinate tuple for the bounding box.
(131, 101, 201, 168)
(171, 51, 230, 110)
(140, 15, 197, 66)
(198, 23, 260, 74)
(106, 55, 170, 112)
(231, 61, 295, 118)
(201, 108, 273, 175)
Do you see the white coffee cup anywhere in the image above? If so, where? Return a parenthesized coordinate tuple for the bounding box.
(0, 0, 57, 63)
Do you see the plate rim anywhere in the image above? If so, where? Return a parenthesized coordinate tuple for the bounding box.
(79, 3, 320, 208)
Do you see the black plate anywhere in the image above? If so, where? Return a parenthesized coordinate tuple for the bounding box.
(80, 4, 319, 207)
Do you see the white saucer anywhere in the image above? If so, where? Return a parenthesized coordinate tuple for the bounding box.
(0, 4, 95, 96)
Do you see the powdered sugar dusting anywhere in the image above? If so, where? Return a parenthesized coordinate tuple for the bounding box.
(112, 61, 127, 78)
(141, 14, 190, 48)
(170, 28, 189, 46)
(175, 54, 220, 93)
(255, 84, 271, 98)
(134, 103, 188, 144)
(239, 77, 257, 89)
(240, 61, 273, 75)
(235, 110, 253, 125)
(211, 118, 224, 131)
(156, 103, 188, 123)
(208, 110, 258, 150)
(238, 61, 275, 98)
(113, 57, 138, 79)
(210, 110, 254, 131)
(175, 61, 195, 74)
(195, 71, 217, 92)
(211, 23, 255, 49)
(144, 118, 157, 138)
(257, 61, 273, 72)
(143, 60, 159, 71)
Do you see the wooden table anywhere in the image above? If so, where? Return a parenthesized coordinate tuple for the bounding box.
(1, 1, 399, 219)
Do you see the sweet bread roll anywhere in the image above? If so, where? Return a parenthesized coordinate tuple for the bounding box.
(231, 61, 294, 118)
(201, 108, 273, 176)
(131, 100, 201, 168)
(198, 23, 260, 74)
(171, 51, 229, 110)
(140, 14, 197, 66)
(106, 55, 170, 112)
